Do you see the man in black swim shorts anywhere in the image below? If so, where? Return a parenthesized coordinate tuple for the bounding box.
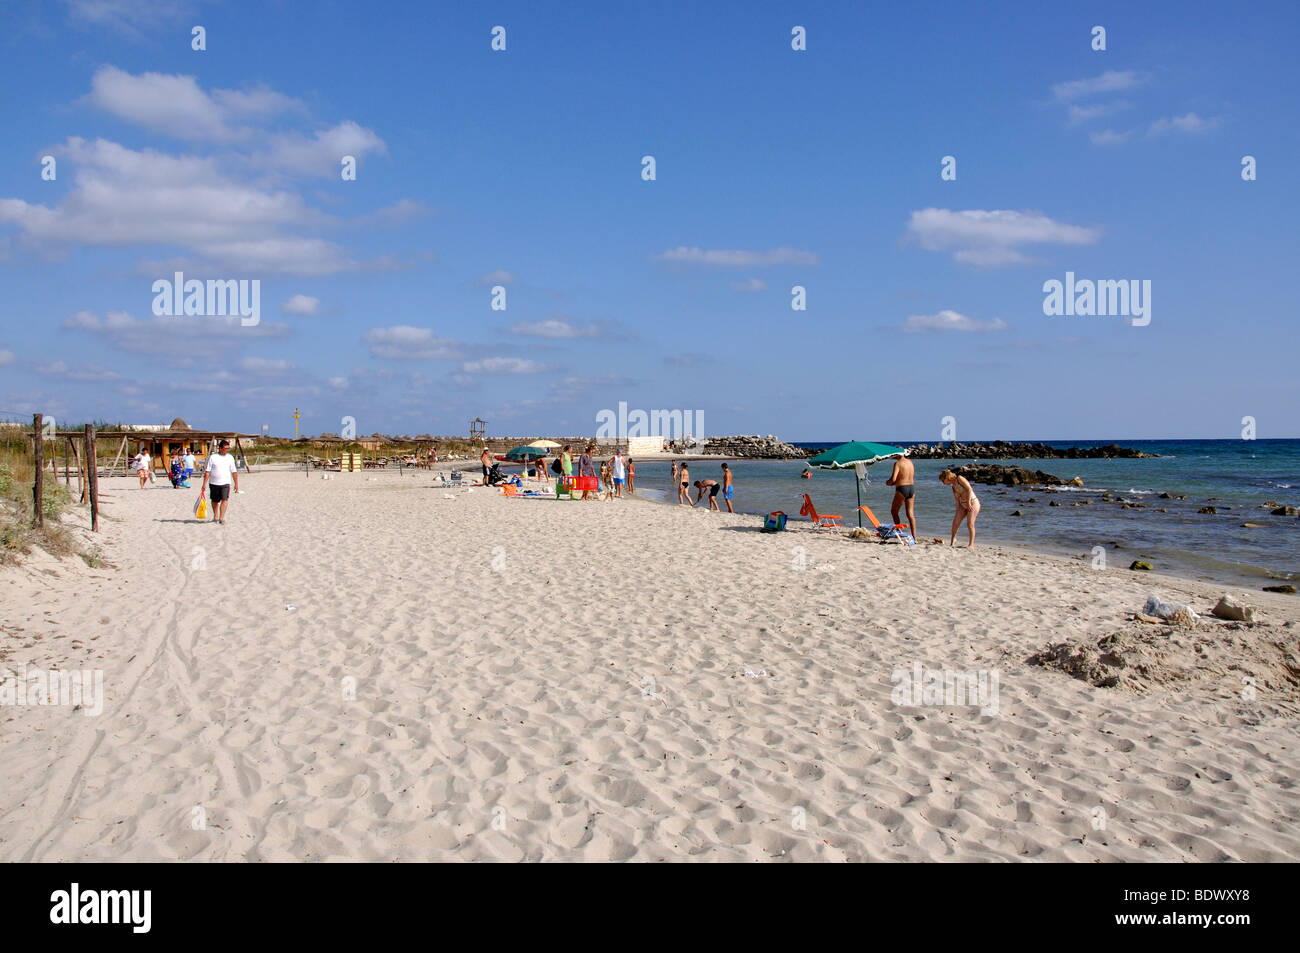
(886, 455, 917, 539)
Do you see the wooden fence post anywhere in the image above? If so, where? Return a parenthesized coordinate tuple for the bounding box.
(32, 413, 44, 528)
(86, 424, 99, 533)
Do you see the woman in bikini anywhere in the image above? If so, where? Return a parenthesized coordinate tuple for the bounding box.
(678, 462, 690, 505)
(939, 469, 980, 548)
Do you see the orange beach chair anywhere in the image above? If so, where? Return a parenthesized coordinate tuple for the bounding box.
(799, 493, 842, 529)
(857, 505, 916, 546)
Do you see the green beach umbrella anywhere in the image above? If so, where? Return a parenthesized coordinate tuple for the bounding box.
(503, 445, 547, 461)
(806, 441, 908, 527)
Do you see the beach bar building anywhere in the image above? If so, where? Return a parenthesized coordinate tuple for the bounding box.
(94, 418, 257, 475)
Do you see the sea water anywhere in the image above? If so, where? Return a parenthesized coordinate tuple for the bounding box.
(631, 439, 1299, 589)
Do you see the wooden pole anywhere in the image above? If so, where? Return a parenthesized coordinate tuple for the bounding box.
(85, 425, 99, 532)
(108, 435, 127, 477)
(72, 436, 85, 503)
(32, 414, 44, 528)
(64, 435, 71, 484)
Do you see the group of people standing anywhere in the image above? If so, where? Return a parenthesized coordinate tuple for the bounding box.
(478, 444, 636, 500)
(132, 446, 197, 489)
(671, 460, 735, 513)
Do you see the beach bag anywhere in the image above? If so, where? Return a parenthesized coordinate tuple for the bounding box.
(551, 458, 562, 475)
(194, 495, 209, 520)
(762, 511, 787, 533)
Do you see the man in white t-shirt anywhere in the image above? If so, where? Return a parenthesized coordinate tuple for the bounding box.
(200, 439, 240, 524)
(611, 450, 626, 499)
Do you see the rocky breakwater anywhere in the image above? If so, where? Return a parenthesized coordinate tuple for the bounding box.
(671, 434, 808, 459)
(952, 464, 1082, 487)
(907, 441, 1153, 459)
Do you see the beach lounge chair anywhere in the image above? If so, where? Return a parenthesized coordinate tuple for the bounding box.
(799, 493, 842, 529)
(857, 505, 916, 546)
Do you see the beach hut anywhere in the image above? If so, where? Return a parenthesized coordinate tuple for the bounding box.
(95, 418, 257, 476)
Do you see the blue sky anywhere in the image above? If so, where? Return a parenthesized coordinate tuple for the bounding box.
(0, 0, 1296, 440)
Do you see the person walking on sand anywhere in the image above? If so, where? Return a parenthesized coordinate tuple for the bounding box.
(720, 462, 734, 513)
(600, 457, 613, 500)
(183, 447, 196, 482)
(579, 445, 596, 500)
(134, 449, 148, 488)
(201, 439, 240, 524)
(611, 449, 627, 499)
(939, 469, 980, 548)
(887, 455, 917, 540)
(678, 462, 691, 505)
(480, 446, 493, 484)
(626, 457, 635, 495)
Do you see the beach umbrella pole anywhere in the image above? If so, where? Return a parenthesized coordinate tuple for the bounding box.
(856, 477, 862, 527)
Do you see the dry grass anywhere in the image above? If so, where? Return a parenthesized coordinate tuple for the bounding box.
(0, 435, 86, 565)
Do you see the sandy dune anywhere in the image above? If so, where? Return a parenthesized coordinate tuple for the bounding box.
(2, 469, 1297, 862)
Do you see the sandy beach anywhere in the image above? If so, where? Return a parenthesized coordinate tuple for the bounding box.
(2, 469, 1298, 862)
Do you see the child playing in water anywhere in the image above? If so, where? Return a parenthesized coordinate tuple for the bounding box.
(939, 469, 980, 548)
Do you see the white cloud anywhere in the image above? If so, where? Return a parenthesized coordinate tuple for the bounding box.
(1067, 101, 1131, 126)
(352, 199, 431, 227)
(281, 294, 321, 316)
(461, 357, 546, 374)
(1052, 70, 1145, 101)
(1148, 113, 1220, 135)
(86, 66, 302, 141)
(1090, 129, 1131, 146)
(63, 309, 290, 354)
(479, 269, 516, 286)
(63, 0, 197, 38)
(259, 121, 387, 178)
(906, 208, 1102, 267)
(363, 326, 461, 360)
(238, 357, 293, 374)
(656, 246, 819, 267)
(901, 310, 1008, 333)
(33, 360, 121, 381)
(0, 348, 14, 366)
(0, 137, 356, 275)
(328, 376, 348, 389)
(730, 277, 767, 292)
(507, 318, 601, 339)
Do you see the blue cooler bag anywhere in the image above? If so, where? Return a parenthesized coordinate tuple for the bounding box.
(762, 511, 787, 532)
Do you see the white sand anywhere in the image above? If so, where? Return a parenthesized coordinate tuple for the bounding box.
(2, 469, 1297, 862)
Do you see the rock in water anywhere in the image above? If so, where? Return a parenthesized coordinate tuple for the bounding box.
(1211, 594, 1257, 622)
(1262, 584, 1296, 594)
(1130, 560, 1153, 571)
(1198, 506, 1217, 514)
(1271, 505, 1299, 516)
